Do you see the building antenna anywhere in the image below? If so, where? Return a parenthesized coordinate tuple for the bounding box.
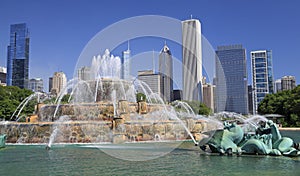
(127, 40, 130, 51)
(152, 49, 155, 72)
(164, 40, 167, 46)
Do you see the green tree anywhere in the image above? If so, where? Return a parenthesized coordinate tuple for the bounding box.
(136, 93, 146, 102)
(183, 100, 212, 116)
(61, 94, 71, 104)
(258, 85, 300, 127)
(0, 85, 34, 121)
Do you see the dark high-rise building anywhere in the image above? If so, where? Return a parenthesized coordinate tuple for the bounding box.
(216, 45, 249, 114)
(248, 85, 254, 114)
(6, 23, 29, 88)
(173, 90, 182, 101)
(159, 42, 173, 102)
(49, 77, 53, 93)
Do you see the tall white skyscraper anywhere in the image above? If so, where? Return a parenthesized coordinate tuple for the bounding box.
(182, 18, 202, 101)
(251, 50, 274, 114)
(159, 42, 173, 102)
(121, 42, 131, 80)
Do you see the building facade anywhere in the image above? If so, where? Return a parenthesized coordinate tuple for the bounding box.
(274, 79, 282, 93)
(137, 70, 163, 96)
(77, 66, 91, 81)
(159, 43, 173, 102)
(251, 50, 274, 114)
(51, 72, 67, 95)
(182, 19, 202, 102)
(248, 85, 254, 114)
(6, 23, 30, 88)
(281, 76, 296, 91)
(49, 77, 53, 93)
(203, 83, 215, 113)
(173, 90, 182, 101)
(29, 78, 43, 92)
(0, 67, 7, 86)
(216, 45, 248, 114)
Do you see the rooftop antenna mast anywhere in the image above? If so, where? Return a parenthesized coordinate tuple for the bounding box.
(127, 40, 130, 51)
(152, 49, 155, 73)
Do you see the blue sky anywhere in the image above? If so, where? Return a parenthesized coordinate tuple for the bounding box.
(0, 0, 299, 90)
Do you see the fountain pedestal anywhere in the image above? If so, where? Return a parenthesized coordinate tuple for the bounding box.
(0, 134, 6, 148)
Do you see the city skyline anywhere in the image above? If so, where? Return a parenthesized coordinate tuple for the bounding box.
(0, 0, 300, 90)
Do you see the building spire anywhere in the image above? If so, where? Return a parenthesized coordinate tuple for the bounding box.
(152, 49, 155, 72)
(190, 14, 193, 19)
(127, 40, 130, 51)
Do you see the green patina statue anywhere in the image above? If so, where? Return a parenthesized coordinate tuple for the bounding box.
(0, 134, 6, 148)
(200, 120, 300, 157)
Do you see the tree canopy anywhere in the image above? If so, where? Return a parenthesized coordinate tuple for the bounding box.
(0, 85, 35, 121)
(183, 100, 212, 116)
(136, 93, 146, 102)
(258, 85, 300, 127)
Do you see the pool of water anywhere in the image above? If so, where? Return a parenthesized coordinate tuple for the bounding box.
(1, 131, 300, 176)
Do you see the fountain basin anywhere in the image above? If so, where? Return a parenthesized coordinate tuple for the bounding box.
(1, 119, 205, 144)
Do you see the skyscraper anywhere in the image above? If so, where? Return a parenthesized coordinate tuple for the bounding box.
(281, 76, 296, 91)
(251, 50, 274, 114)
(182, 18, 202, 102)
(121, 42, 131, 80)
(51, 72, 67, 95)
(159, 42, 173, 102)
(216, 45, 248, 114)
(6, 23, 30, 88)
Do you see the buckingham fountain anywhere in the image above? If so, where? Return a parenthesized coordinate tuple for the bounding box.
(0, 50, 208, 148)
(0, 49, 299, 158)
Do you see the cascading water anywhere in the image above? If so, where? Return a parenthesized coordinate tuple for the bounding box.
(10, 92, 45, 121)
(47, 115, 70, 148)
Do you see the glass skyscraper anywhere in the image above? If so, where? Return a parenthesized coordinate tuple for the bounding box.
(251, 50, 274, 114)
(6, 23, 30, 89)
(216, 45, 249, 114)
